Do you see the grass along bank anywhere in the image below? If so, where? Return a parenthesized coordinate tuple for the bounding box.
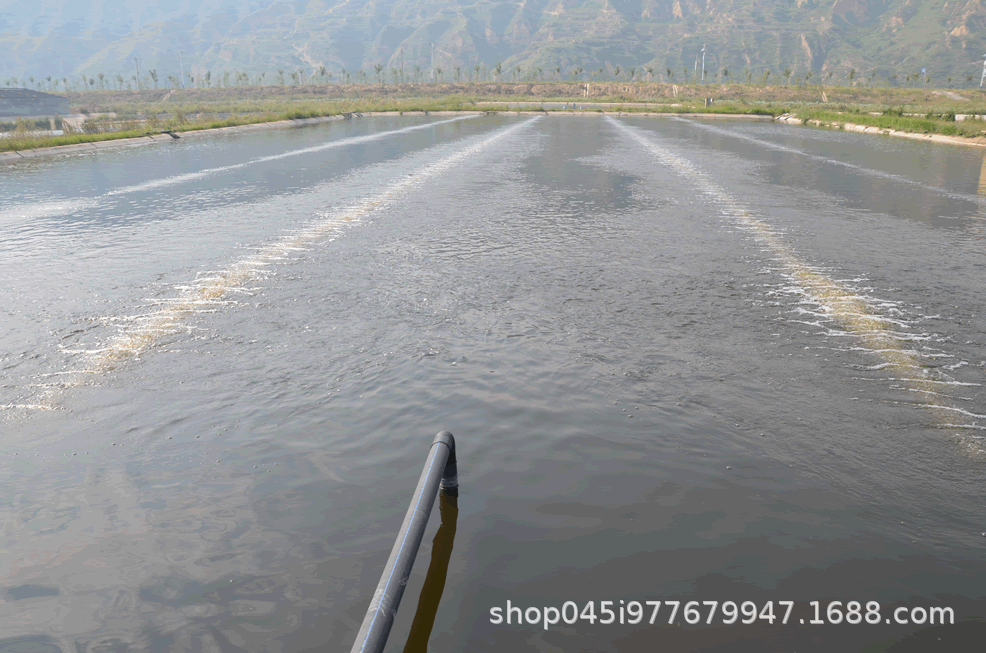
(64, 81, 986, 114)
(0, 95, 779, 153)
(788, 107, 986, 141)
(0, 97, 498, 153)
(1, 124, 178, 153)
(6, 82, 986, 152)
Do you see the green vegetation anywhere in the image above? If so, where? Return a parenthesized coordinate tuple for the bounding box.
(556, 103, 783, 117)
(4, 81, 985, 154)
(0, 96, 499, 153)
(795, 108, 986, 139)
(55, 79, 986, 115)
(1, 127, 167, 153)
(0, 116, 62, 132)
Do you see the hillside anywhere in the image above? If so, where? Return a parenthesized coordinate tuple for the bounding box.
(2, 0, 985, 89)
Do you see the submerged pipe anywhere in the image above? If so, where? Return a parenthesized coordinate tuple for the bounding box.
(402, 489, 458, 653)
(350, 431, 458, 653)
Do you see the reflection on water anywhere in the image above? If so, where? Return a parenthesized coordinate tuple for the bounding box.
(979, 154, 986, 198)
(0, 115, 984, 652)
(679, 117, 986, 208)
(403, 491, 458, 653)
(612, 116, 985, 453)
(16, 119, 535, 413)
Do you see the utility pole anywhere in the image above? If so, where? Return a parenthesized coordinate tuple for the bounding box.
(701, 44, 707, 83)
(430, 43, 435, 82)
(694, 55, 698, 83)
(134, 56, 141, 91)
(178, 51, 185, 88)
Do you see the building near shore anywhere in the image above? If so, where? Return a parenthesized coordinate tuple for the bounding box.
(0, 88, 70, 118)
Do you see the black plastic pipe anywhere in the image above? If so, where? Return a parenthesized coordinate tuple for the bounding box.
(349, 431, 458, 653)
(402, 489, 458, 653)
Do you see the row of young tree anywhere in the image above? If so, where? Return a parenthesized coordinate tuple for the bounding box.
(5, 63, 982, 92)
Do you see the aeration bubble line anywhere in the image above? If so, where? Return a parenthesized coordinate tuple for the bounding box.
(609, 117, 983, 452)
(676, 118, 986, 207)
(13, 118, 538, 411)
(0, 116, 477, 223)
(106, 116, 476, 196)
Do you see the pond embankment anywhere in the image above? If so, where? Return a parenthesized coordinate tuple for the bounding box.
(776, 113, 986, 148)
(0, 110, 775, 162)
(8, 107, 979, 163)
(0, 113, 353, 163)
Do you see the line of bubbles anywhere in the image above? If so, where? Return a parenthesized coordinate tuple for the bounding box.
(6, 117, 540, 414)
(609, 116, 984, 455)
(675, 118, 986, 207)
(0, 116, 477, 225)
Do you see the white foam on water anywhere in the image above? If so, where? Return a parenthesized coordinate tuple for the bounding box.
(106, 116, 474, 196)
(831, 314, 917, 328)
(676, 118, 986, 206)
(844, 346, 949, 358)
(2, 117, 477, 225)
(860, 362, 920, 371)
(923, 405, 986, 419)
(609, 116, 985, 449)
(12, 117, 538, 412)
(105, 171, 213, 194)
(905, 387, 960, 399)
(0, 404, 57, 411)
(788, 308, 920, 330)
(893, 377, 982, 387)
(58, 347, 114, 355)
(0, 198, 98, 224)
